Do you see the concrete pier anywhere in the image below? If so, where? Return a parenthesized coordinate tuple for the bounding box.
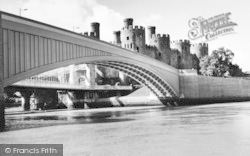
(0, 94, 4, 131)
(19, 90, 33, 111)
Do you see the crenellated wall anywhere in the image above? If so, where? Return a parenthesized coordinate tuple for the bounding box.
(144, 45, 157, 59)
(147, 26, 171, 64)
(190, 43, 208, 58)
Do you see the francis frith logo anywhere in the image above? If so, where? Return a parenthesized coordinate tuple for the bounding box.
(188, 12, 237, 41)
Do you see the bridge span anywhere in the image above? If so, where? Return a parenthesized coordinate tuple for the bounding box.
(1, 11, 250, 131)
(0, 11, 180, 130)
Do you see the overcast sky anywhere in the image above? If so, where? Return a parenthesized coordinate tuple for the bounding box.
(0, 0, 249, 71)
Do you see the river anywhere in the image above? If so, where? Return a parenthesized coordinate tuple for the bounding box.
(1, 102, 250, 156)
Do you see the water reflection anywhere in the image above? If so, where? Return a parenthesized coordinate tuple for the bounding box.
(5, 102, 250, 128)
(7, 109, 138, 124)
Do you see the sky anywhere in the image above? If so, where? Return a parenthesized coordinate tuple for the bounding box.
(0, 0, 249, 71)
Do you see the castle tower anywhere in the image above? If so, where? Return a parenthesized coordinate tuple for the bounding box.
(90, 22, 100, 39)
(120, 18, 145, 53)
(147, 26, 156, 41)
(170, 40, 193, 69)
(113, 31, 121, 46)
(147, 26, 171, 64)
(147, 26, 170, 50)
(123, 18, 133, 28)
(170, 40, 191, 55)
(190, 43, 208, 58)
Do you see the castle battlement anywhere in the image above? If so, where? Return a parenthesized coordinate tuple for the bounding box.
(147, 26, 169, 40)
(122, 25, 145, 31)
(171, 48, 179, 53)
(191, 43, 208, 47)
(83, 22, 100, 39)
(170, 39, 191, 55)
(145, 45, 157, 50)
(155, 33, 170, 40)
(134, 25, 145, 30)
(171, 39, 190, 44)
(190, 42, 209, 58)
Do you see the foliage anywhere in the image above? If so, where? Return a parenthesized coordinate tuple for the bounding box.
(199, 47, 244, 77)
(229, 63, 245, 77)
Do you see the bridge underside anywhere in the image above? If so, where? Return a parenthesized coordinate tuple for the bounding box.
(93, 61, 178, 98)
(3, 56, 179, 100)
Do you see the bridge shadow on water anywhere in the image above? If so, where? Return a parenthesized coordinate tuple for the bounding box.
(7, 111, 136, 124)
(5, 104, 193, 131)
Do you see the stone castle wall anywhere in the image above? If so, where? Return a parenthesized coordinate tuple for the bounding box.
(180, 75, 250, 99)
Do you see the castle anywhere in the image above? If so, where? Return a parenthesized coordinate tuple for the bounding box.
(113, 18, 209, 69)
(83, 18, 209, 84)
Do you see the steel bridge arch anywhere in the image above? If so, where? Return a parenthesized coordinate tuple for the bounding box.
(0, 11, 180, 100)
(4, 55, 178, 98)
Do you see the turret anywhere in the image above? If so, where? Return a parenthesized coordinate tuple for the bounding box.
(120, 18, 145, 53)
(147, 26, 170, 50)
(170, 39, 191, 55)
(113, 31, 121, 45)
(123, 18, 133, 28)
(191, 43, 208, 58)
(90, 22, 100, 39)
(147, 26, 156, 38)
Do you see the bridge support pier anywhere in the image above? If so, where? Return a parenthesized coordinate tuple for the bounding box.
(19, 90, 33, 111)
(65, 91, 74, 109)
(119, 72, 129, 85)
(74, 91, 86, 109)
(0, 93, 4, 131)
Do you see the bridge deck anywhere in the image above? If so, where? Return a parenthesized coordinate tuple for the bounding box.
(12, 79, 132, 90)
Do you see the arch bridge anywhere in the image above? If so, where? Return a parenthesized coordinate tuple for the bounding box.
(0, 11, 180, 130)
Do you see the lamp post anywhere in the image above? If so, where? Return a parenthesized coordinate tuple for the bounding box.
(73, 26, 80, 32)
(19, 8, 28, 16)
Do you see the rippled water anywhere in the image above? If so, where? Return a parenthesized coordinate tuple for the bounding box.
(1, 102, 250, 156)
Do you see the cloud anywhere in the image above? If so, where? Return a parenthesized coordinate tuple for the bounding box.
(0, 0, 124, 42)
(136, 14, 163, 27)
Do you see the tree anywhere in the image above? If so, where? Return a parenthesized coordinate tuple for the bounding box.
(199, 47, 243, 77)
(229, 63, 244, 77)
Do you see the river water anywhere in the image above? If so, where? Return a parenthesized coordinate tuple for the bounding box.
(1, 102, 250, 156)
